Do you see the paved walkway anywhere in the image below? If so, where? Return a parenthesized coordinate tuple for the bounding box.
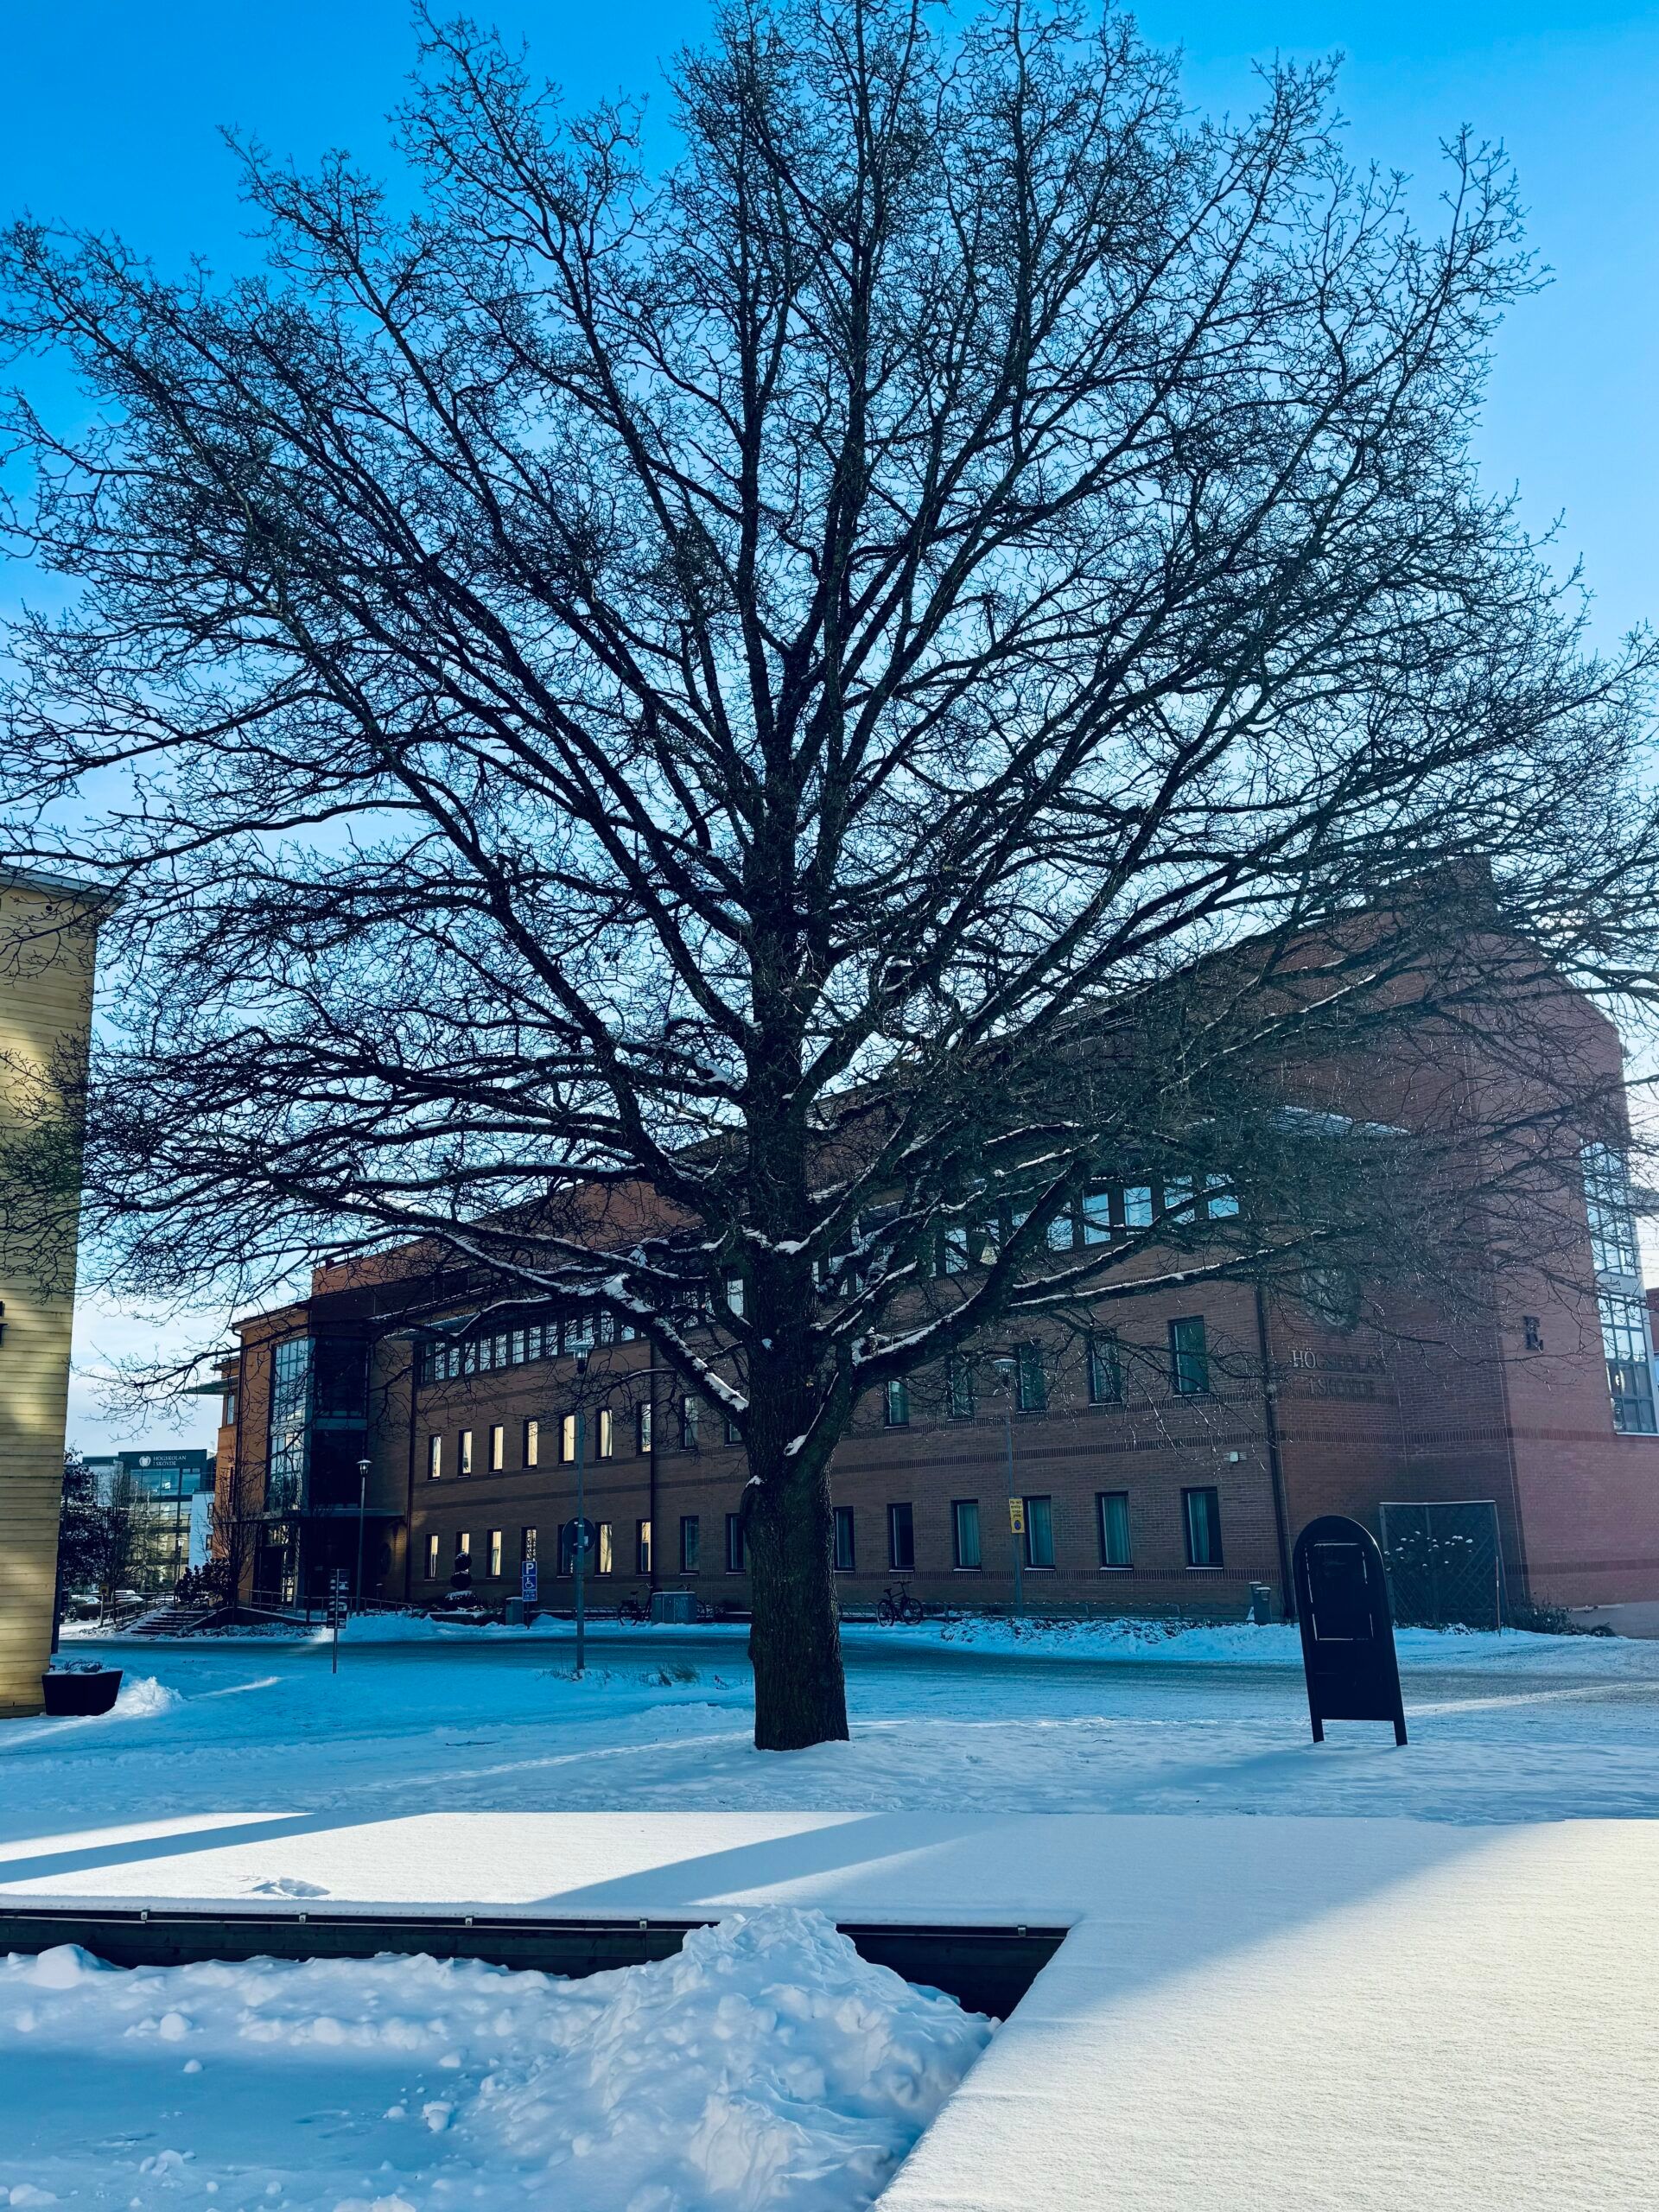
(6, 1808, 1656, 2209)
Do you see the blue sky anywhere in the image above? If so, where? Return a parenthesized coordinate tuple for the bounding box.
(6, 2, 1655, 1446)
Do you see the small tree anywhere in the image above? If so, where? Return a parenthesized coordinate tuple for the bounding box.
(3, 3, 1656, 1745)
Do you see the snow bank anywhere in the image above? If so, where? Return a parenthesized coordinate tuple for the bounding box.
(0, 1910, 990, 2211)
(844, 1613, 1615, 1669)
(111, 1673, 183, 1717)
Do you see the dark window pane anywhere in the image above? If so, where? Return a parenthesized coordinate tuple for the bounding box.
(887, 1502, 915, 1572)
(1023, 1494, 1054, 1568)
(952, 1499, 981, 1570)
(1014, 1343, 1046, 1413)
(1170, 1316, 1210, 1395)
(1183, 1486, 1222, 1567)
(1097, 1491, 1131, 1567)
(833, 1506, 855, 1573)
(679, 1515, 700, 1573)
(1088, 1337, 1121, 1403)
(725, 1512, 747, 1572)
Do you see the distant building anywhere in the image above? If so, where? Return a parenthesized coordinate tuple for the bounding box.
(0, 867, 103, 1716)
(83, 1448, 216, 1598)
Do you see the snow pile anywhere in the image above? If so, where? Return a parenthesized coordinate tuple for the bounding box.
(111, 1673, 183, 1718)
(0, 1910, 990, 2210)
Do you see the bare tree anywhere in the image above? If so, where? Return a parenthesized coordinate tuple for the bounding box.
(3, 2, 1656, 1745)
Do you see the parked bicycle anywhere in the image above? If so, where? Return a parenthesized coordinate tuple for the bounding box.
(875, 1582, 925, 1627)
(615, 1594, 649, 1625)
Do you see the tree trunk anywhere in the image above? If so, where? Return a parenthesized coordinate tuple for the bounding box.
(746, 1451, 849, 1752)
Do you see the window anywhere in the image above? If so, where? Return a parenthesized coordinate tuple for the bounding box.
(1096, 1491, 1132, 1568)
(1046, 1207, 1076, 1252)
(1602, 1293, 1658, 1435)
(885, 1377, 910, 1427)
(636, 1402, 653, 1456)
(1163, 1178, 1195, 1220)
(681, 1396, 700, 1450)
(521, 1418, 538, 1467)
(424, 1533, 440, 1579)
(487, 1529, 503, 1577)
(1585, 1142, 1643, 1276)
(833, 1506, 855, 1572)
(726, 1513, 748, 1572)
(426, 1435, 442, 1481)
(725, 1412, 742, 1446)
(679, 1515, 701, 1573)
(951, 1499, 982, 1570)
(596, 1522, 614, 1576)
(561, 1413, 578, 1463)
(563, 1311, 594, 1354)
(940, 1226, 969, 1275)
(1080, 1187, 1113, 1244)
(1087, 1335, 1122, 1404)
(459, 1428, 474, 1476)
(1023, 1494, 1055, 1569)
(520, 1526, 537, 1565)
(725, 1272, 746, 1318)
(1123, 1185, 1154, 1229)
(1205, 1175, 1239, 1219)
(948, 1357, 975, 1420)
(557, 1521, 578, 1576)
(454, 1529, 472, 1569)
(222, 1387, 238, 1427)
(1169, 1316, 1210, 1395)
(1522, 1315, 1543, 1352)
(596, 1408, 613, 1459)
(1014, 1343, 1046, 1413)
(887, 1502, 915, 1572)
(1183, 1486, 1223, 1567)
(635, 1519, 652, 1575)
(489, 1424, 505, 1472)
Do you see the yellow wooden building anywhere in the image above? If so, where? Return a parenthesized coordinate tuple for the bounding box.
(1, 867, 101, 1717)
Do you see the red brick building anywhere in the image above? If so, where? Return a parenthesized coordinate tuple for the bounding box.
(213, 992, 1659, 1624)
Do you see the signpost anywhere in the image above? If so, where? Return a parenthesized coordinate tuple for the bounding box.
(563, 1512, 596, 1677)
(1293, 1516, 1407, 1745)
(521, 1555, 538, 1608)
(327, 1568, 350, 1676)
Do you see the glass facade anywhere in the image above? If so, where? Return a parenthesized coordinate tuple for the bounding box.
(1583, 1144, 1658, 1434)
(264, 1337, 313, 1515)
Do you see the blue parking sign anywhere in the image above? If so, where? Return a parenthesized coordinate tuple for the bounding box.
(522, 1559, 538, 1604)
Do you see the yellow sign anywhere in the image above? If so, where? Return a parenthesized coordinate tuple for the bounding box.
(1007, 1498, 1027, 1535)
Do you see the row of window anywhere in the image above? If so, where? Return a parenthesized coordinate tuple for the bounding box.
(422, 1486, 1225, 1584)
(424, 1319, 1219, 1479)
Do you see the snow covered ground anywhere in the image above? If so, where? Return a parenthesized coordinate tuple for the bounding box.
(6, 1619, 1659, 1856)
(0, 1910, 989, 2212)
(6, 1622, 1659, 2210)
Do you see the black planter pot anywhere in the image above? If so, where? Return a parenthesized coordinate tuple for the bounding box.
(41, 1669, 123, 1717)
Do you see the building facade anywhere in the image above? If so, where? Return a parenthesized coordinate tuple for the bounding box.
(82, 1447, 217, 1598)
(215, 1001, 1659, 1625)
(0, 868, 100, 1715)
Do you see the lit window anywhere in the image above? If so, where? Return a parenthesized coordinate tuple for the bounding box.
(1097, 1491, 1131, 1567)
(1023, 1495, 1054, 1569)
(1169, 1317, 1209, 1395)
(636, 1402, 653, 1455)
(487, 1529, 503, 1577)
(596, 1522, 614, 1575)
(1183, 1486, 1223, 1567)
(459, 1428, 474, 1475)
(560, 1414, 578, 1464)
(524, 1418, 539, 1467)
(489, 1424, 505, 1471)
(885, 1377, 910, 1427)
(635, 1519, 652, 1575)
(951, 1499, 981, 1570)
(833, 1506, 855, 1572)
(454, 1529, 472, 1569)
(596, 1408, 613, 1459)
(424, 1533, 440, 1578)
(887, 1502, 915, 1571)
(427, 1435, 442, 1481)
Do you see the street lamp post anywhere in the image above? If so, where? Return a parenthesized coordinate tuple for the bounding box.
(574, 1348, 588, 1678)
(992, 1357, 1025, 1620)
(355, 1457, 371, 1606)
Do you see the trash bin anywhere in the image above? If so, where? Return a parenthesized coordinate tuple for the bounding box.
(504, 1597, 525, 1625)
(1249, 1582, 1274, 1626)
(41, 1666, 123, 1716)
(650, 1590, 697, 1625)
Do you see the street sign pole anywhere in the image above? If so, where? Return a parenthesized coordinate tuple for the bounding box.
(328, 1569, 348, 1675)
(355, 1457, 371, 1604)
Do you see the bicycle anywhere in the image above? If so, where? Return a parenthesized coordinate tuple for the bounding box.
(615, 1594, 648, 1625)
(875, 1582, 925, 1627)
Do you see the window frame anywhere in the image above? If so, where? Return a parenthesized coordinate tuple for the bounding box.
(426, 1434, 442, 1481)
(679, 1514, 701, 1574)
(1096, 1490, 1132, 1569)
(833, 1505, 855, 1573)
(885, 1376, 911, 1427)
(1182, 1484, 1224, 1568)
(424, 1533, 440, 1579)
(1022, 1493, 1055, 1570)
(1087, 1334, 1122, 1404)
(1169, 1315, 1211, 1396)
(725, 1512, 748, 1573)
(951, 1497, 982, 1571)
(887, 1501, 916, 1573)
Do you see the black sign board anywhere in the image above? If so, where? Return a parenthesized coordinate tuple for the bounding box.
(1293, 1516, 1407, 1745)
